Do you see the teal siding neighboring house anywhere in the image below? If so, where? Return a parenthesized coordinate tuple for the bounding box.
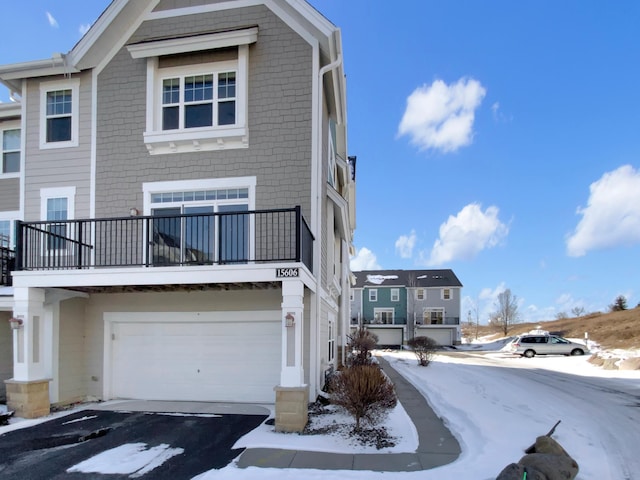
(351, 269, 463, 347)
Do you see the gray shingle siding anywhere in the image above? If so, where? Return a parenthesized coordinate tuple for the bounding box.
(23, 73, 93, 221)
(0, 178, 19, 211)
(95, 5, 313, 218)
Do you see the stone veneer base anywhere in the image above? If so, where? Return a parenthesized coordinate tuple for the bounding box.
(274, 385, 309, 433)
(5, 379, 51, 419)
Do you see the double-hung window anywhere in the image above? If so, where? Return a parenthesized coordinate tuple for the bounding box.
(391, 288, 400, 302)
(40, 187, 75, 253)
(128, 28, 256, 155)
(1, 127, 20, 175)
(40, 79, 79, 148)
(368, 289, 377, 302)
(162, 69, 237, 130)
(442, 288, 452, 300)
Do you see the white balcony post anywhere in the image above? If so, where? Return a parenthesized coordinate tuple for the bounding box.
(12, 287, 46, 381)
(279, 279, 305, 386)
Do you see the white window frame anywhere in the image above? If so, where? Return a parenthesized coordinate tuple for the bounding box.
(143, 177, 256, 263)
(442, 288, 452, 300)
(416, 288, 425, 301)
(391, 288, 399, 302)
(349, 290, 354, 302)
(424, 307, 445, 325)
(1, 121, 21, 177)
(39, 79, 80, 149)
(328, 314, 335, 363)
(373, 308, 394, 325)
(368, 289, 377, 302)
(128, 29, 256, 156)
(0, 211, 19, 248)
(40, 186, 76, 254)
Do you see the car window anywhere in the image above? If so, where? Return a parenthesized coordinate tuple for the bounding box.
(551, 337, 569, 344)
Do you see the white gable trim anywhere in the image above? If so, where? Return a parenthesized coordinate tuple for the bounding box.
(127, 27, 258, 59)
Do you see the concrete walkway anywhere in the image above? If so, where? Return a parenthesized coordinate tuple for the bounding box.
(237, 357, 461, 472)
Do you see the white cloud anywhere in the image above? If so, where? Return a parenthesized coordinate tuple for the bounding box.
(350, 247, 381, 271)
(566, 165, 640, 256)
(79, 23, 92, 36)
(398, 77, 486, 153)
(425, 203, 509, 266)
(395, 230, 417, 259)
(46, 12, 59, 28)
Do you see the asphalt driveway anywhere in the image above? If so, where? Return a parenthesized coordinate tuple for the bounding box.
(0, 408, 268, 479)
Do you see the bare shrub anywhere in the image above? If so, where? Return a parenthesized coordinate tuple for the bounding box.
(346, 328, 378, 367)
(407, 336, 438, 366)
(329, 365, 397, 432)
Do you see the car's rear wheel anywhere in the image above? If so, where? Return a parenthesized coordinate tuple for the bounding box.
(570, 348, 584, 356)
(523, 349, 535, 358)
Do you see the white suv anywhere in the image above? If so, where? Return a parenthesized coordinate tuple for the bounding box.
(510, 334, 587, 358)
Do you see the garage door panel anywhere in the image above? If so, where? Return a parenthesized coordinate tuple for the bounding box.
(109, 313, 281, 403)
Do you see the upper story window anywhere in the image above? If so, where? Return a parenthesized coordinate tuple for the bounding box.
(442, 288, 452, 300)
(162, 68, 236, 131)
(368, 289, 377, 302)
(391, 288, 399, 302)
(1, 127, 20, 175)
(127, 28, 257, 155)
(40, 79, 80, 149)
(416, 288, 425, 301)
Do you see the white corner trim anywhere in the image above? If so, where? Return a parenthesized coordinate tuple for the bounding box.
(127, 27, 258, 59)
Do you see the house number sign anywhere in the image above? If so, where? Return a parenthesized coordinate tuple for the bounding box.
(276, 267, 299, 278)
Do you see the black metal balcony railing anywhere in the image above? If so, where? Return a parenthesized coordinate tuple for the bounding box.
(15, 207, 314, 273)
(1, 245, 14, 286)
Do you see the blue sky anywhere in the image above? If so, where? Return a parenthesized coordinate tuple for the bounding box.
(1, 1, 639, 323)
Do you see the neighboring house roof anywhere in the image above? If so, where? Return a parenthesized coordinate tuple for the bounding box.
(352, 269, 463, 288)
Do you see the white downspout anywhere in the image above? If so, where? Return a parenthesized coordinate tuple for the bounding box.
(312, 49, 343, 398)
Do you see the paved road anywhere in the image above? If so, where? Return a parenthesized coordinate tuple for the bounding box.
(449, 352, 640, 480)
(0, 409, 267, 479)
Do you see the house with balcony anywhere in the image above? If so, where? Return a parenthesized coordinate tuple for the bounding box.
(0, 0, 356, 431)
(350, 269, 463, 347)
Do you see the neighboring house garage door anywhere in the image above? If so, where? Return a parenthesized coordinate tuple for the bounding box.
(415, 326, 455, 346)
(107, 311, 281, 403)
(366, 326, 403, 347)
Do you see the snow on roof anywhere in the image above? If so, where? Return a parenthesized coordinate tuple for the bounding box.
(366, 275, 399, 285)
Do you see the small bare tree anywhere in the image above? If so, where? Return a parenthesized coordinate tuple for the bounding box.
(329, 365, 397, 432)
(407, 336, 437, 366)
(571, 306, 585, 317)
(346, 328, 378, 367)
(492, 288, 520, 336)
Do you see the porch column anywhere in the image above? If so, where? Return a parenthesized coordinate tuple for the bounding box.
(275, 279, 307, 432)
(279, 279, 305, 386)
(5, 287, 51, 418)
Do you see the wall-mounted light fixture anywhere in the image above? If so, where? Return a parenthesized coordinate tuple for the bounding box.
(8, 317, 23, 330)
(285, 312, 295, 327)
(129, 208, 139, 217)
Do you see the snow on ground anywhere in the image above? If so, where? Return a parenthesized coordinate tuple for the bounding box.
(2, 344, 639, 480)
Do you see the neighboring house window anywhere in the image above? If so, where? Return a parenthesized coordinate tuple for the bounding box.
(328, 315, 335, 363)
(40, 187, 76, 251)
(416, 288, 425, 301)
(369, 289, 377, 302)
(442, 288, 451, 300)
(127, 28, 256, 155)
(424, 308, 444, 325)
(1, 127, 20, 174)
(374, 308, 394, 325)
(40, 79, 80, 149)
(143, 177, 255, 265)
(349, 290, 354, 302)
(391, 288, 399, 302)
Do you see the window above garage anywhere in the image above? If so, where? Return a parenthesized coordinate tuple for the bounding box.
(127, 28, 257, 155)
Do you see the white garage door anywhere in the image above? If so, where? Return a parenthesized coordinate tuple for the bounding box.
(107, 311, 281, 403)
(366, 327, 403, 346)
(415, 327, 454, 346)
